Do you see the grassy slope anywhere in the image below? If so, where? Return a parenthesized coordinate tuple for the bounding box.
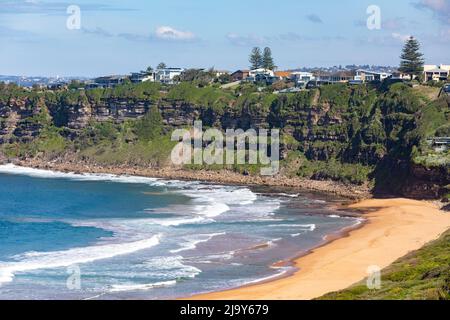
(319, 230, 450, 300)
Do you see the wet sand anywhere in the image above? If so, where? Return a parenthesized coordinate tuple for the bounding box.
(188, 199, 450, 300)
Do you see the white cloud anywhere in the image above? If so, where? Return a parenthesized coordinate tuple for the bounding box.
(391, 32, 411, 42)
(155, 26, 195, 41)
(226, 33, 266, 46)
(414, 0, 450, 24)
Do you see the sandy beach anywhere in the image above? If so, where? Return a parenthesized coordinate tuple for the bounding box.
(189, 198, 450, 300)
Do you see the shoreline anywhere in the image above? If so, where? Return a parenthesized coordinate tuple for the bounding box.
(0, 160, 369, 300)
(187, 198, 450, 300)
(3, 161, 449, 300)
(210, 214, 368, 296)
(2, 161, 450, 300)
(7, 159, 371, 200)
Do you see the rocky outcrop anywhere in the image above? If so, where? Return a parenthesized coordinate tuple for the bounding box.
(159, 103, 201, 127)
(0, 98, 46, 143)
(402, 164, 450, 200)
(59, 99, 151, 129)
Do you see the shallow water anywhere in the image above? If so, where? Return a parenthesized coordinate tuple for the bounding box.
(0, 164, 358, 300)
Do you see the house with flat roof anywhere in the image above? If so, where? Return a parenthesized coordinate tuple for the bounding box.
(290, 72, 315, 87)
(423, 64, 449, 82)
(245, 68, 279, 84)
(391, 71, 412, 80)
(154, 68, 184, 84)
(249, 68, 275, 78)
(93, 75, 128, 88)
(130, 71, 155, 83)
(354, 69, 392, 83)
(316, 71, 355, 83)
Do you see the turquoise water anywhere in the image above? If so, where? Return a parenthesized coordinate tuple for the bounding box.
(0, 164, 358, 300)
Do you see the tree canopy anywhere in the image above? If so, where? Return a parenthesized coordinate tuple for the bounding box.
(399, 37, 424, 79)
(262, 47, 275, 70)
(157, 62, 167, 70)
(249, 47, 263, 70)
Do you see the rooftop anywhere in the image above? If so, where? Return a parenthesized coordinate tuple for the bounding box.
(275, 71, 292, 78)
(425, 68, 449, 73)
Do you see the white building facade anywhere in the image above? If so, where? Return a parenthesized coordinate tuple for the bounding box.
(290, 72, 315, 86)
(423, 64, 450, 82)
(354, 69, 392, 82)
(154, 68, 185, 84)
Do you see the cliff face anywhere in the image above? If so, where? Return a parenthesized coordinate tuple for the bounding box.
(403, 164, 450, 199)
(0, 98, 46, 143)
(0, 83, 448, 200)
(48, 99, 151, 130)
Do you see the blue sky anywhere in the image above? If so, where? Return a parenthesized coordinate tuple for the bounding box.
(0, 0, 449, 77)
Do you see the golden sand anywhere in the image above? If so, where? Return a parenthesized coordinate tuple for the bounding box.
(189, 199, 450, 300)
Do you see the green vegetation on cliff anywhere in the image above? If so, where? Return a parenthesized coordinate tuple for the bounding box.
(0, 80, 448, 198)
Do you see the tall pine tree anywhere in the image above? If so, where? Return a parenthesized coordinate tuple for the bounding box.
(262, 47, 275, 70)
(249, 47, 263, 70)
(399, 37, 424, 80)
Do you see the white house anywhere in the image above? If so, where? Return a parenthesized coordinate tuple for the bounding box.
(290, 72, 315, 86)
(130, 71, 155, 83)
(155, 68, 185, 84)
(248, 68, 275, 78)
(354, 69, 392, 83)
(423, 64, 450, 82)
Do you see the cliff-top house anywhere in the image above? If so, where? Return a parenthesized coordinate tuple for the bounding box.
(90, 75, 128, 88)
(130, 71, 155, 83)
(316, 70, 355, 83)
(230, 70, 250, 82)
(154, 67, 185, 84)
(423, 64, 450, 82)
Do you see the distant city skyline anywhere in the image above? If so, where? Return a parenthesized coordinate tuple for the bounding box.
(1, 0, 449, 77)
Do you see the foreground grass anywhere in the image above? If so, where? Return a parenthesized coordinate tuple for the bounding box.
(319, 230, 450, 300)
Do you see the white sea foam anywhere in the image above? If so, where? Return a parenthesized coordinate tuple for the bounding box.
(267, 238, 283, 247)
(109, 255, 202, 292)
(172, 186, 258, 221)
(150, 216, 210, 227)
(328, 215, 341, 218)
(138, 256, 202, 280)
(109, 280, 177, 292)
(268, 224, 316, 231)
(0, 235, 161, 286)
(241, 267, 291, 286)
(0, 164, 160, 185)
(194, 203, 230, 218)
(186, 252, 235, 263)
(352, 218, 365, 227)
(276, 193, 300, 198)
(170, 233, 226, 254)
(0, 164, 262, 223)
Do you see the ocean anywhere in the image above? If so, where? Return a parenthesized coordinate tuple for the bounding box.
(0, 164, 360, 300)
